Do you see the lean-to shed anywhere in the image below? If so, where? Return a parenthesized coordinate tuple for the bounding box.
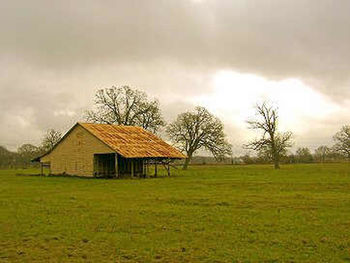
(34, 122, 186, 177)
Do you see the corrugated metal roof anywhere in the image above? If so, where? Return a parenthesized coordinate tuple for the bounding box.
(79, 122, 186, 159)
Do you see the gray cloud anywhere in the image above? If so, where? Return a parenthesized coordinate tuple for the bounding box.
(0, 0, 349, 151)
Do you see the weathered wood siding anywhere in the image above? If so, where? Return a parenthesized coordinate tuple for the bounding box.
(41, 125, 114, 176)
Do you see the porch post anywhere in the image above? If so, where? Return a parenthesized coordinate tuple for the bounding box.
(131, 159, 134, 178)
(167, 158, 171, 176)
(154, 161, 158, 177)
(115, 154, 119, 178)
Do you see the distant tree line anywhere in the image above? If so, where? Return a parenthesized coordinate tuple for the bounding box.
(239, 145, 347, 165)
(176, 144, 347, 166)
(0, 129, 62, 169)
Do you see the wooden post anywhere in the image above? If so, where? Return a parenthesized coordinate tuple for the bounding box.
(40, 163, 43, 176)
(131, 159, 134, 178)
(115, 154, 119, 178)
(167, 158, 171, 176)
(154, 162, 158, 177)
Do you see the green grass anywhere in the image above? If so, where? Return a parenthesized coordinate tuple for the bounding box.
(1, 163, 350, 262)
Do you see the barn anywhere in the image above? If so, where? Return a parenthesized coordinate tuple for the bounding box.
(34, 122, 186, 177)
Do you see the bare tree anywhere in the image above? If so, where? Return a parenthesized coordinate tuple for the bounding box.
(0, 146, 16, 169)
(333, 125, 350, 160)
(314, 146, 330, 163)
(166, 106, 232, 169)
(17, 144, 40, 167)
(86, 86, 165, 133)
(41, 129, 62, 152)
(245, 102, 293, 169)
(295, 147, 313, 163)
(18, 144, 39, 156)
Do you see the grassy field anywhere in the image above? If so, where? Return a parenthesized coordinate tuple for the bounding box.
(1, 163, 350, 262)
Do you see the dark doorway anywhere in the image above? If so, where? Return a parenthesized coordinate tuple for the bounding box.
(117, 156, 144, 177)
(94, 153, 116, 177)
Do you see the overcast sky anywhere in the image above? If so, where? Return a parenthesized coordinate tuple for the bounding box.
(1, 0, 349, 154)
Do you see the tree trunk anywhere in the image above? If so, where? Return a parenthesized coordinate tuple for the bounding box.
(274, 154, 280, 169)
(271, 141, 280, 169)
(183, 156, 192, 170)
(274, 160, 280, 169)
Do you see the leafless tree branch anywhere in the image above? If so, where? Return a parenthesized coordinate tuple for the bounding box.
(166, 106, 232, 169)
(244, 102, 293, 169)
(85, 86, 165, 133)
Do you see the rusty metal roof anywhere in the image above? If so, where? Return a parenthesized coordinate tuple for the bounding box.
(79, 122, 186, 159)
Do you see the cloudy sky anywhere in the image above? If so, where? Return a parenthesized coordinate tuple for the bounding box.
(1, 0, 349, 154)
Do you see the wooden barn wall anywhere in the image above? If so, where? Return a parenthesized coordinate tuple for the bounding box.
(40, 125, 114, 176)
